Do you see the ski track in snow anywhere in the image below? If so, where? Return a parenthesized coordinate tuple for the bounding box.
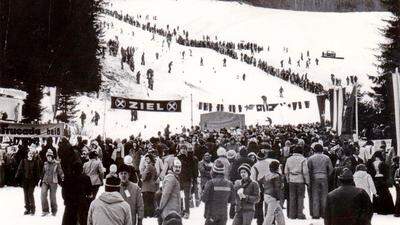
(38, 0, 391, 140)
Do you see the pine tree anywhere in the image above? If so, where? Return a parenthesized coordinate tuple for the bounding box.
(0, 0, 103, 123)
(369, 0, 400, 136)
(55, 93, 78, 123)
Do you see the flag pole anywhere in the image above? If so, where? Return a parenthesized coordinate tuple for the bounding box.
(355, 82, 359, 141)
(392, 68, 400, 156)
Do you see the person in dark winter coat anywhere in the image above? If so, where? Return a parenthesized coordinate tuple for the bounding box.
(15, 150, 41, 215)
(40, 137, 57, 164)
(229, 147, 253, 182)
(141, 154, 158, 218)
(232, 163, 260, 225)
(199, 152, 213, 190)
(177, 145, 192, 218)
(58, 137, 81, 177)
(367, 151, 395, 215)
(61, 162, 92, 225)
(202, 159, 234, 225)
(119, 164, 144, 225)
(325, 168, 373, 225)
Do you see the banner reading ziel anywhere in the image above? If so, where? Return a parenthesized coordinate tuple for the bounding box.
(0, 122, 65, 138)
(111, 96, 182, 112)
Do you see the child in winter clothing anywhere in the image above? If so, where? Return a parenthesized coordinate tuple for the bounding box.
(353, 164, 377, 201)
(232, 163, 260, 225)
(261, 161, 285, 225)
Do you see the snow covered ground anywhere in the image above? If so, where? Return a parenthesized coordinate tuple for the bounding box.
(0, 186, 397, 225)
(31, 0, 392, 141)
(40, 0, 392, 140)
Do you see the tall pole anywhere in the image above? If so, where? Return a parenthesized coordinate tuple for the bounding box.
(392, 68, 400, 156)
(103, 93, 107, 138)
(190, 93, 193, 127)
(355, 82, 359, 141)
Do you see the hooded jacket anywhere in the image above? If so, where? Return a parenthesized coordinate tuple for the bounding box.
(353, 170, 376, 200)
(88, 192, 132, 225)
(159, 171, 181, 219)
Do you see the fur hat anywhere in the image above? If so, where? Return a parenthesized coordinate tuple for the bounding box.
(238, 163, 251, 176)
(227, 150, 237, 160)
(212, 159, 225, 174)
(217, 147, 227, 157)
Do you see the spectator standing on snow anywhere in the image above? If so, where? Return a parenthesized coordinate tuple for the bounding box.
(83, 150, 105, 200)
(93, 112, 100, 126)
(87, 175, 132, 225)
(261, 161, 285, 225)
(136, 71, 141, 84)
(40, 149, 64, 216)
(202, 159, 234, 225)
(118, 164, 144, 225)
(141, 154, 157, 218)
(15, 149, 41, 215)
(80, 112, 87, 128)
(284, 146, 309, 219)
(325, 168, 373, 225)
(141, 53, 145, 65)
(232, 163, 260, 225)
(307, 144, 333, 219)
(156, 159, 182, 224)
(61, 162, 92, 225)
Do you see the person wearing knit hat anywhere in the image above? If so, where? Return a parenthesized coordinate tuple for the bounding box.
(118, 163, 144, 225)
(216, 147, 231, 180)
(217, 147, 227, 157)
(87, 175, 133, 225)
(232, 163, 260, 225)
(325, 167, 373, 225)
(247, 152, 257, 164)
(202, 159, 234, 225)
(212, 159, 225, 175)
(227, 150, 237, 161)
(40, 147, 64, 216)
(237, 163, 251, 177)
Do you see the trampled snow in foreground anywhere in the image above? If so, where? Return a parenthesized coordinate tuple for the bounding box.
(0, 186, 397, 225)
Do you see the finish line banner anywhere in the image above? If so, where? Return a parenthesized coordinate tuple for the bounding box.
(111, 97, 182, 112)
(0, 122, 64, 138)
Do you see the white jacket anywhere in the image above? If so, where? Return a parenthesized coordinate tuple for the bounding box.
(353, 170, 376, 200)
